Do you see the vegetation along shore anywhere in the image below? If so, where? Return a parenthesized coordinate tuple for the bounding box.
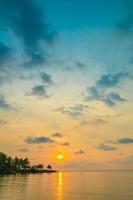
(0, 152, 56, 175)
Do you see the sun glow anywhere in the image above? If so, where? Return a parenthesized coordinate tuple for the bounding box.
(56, 153, 64, 160)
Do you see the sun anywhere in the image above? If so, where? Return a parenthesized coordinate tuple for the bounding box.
(56, 153, 64, 160)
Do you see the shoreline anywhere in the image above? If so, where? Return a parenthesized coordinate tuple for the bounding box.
(0, 169, 57, 175)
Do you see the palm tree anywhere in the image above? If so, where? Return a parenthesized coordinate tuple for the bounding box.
(22, 158, 30, 169)
(36, 164, 44, 170)
(6, 156, 13, 170)
(0, 152, 8, 172)
(47, 165, 52, 170)
(0, 152, 49, 174)
(13, 157, 20, 170)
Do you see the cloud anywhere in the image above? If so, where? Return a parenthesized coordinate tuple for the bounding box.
(117, 137, 133, 144)
(60, 142, 70, 146)
(117, 0, 133, 34)
(74, 150, 85, 154)
(29, 72, 54, 98)
(63, 60, 87, 72)
(97, 143, 117, 151)
(85, 83, 126, 107)
(0, 41, 11, 66)
(55, 104, 89, 117)
(19, 148, 29, 152)
(0, 0, 57, 67)
(0, 95, 13, 110)
(73, 116, 107, 130)
(94, 118, 106, 125)
(51, 132, 63, 138)
(84, 72, 128, 107)
(106, 137, 133, 145)
(104, 93, 126, 107)
(96, 72, 130, 88)
(85, 86, 125, 107)
(25, 136, 54, 144)
(118, 16, 133, 35)
(41, 72, 54, 86)
(30, 85, 48, 97)
(78, 118, 106, 127)
(75, 61, 86, 70)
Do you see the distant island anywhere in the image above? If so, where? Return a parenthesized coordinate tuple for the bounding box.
(0, 152, 56, 175)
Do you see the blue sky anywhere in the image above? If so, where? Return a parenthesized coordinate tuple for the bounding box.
(46, 0, 126, 30)
(0, 0, 133, 170)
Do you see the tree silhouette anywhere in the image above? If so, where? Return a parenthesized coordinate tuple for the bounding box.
(0, 152, 54, 174)
(0, 152, 30, 172)
(47, 165, 52, 170)
(0, 152, 7, 171)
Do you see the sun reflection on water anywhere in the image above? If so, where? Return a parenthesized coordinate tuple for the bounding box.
(57, 172, 63, 200)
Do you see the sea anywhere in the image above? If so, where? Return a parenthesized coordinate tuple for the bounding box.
(0, 171, 133, 200)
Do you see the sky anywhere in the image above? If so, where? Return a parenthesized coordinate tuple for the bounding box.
(0, 0, 133, 170)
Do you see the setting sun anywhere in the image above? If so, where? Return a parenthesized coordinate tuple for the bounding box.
(56, 153, 64, 160)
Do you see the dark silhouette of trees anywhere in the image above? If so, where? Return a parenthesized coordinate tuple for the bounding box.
(0, 152, 54, 174)
(36, 164, 44, 169)
(47, 165, 52, 170)
(0, 152, 30, 173)
(30, 164, 44, 170)
(0, 152, 7, 172)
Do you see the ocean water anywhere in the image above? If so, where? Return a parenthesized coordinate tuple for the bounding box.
(0, 171, 133, 200)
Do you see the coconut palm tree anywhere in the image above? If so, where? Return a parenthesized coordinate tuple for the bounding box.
(47, 165, 52, 170)
(22, 158, 30, 169)
(0, 152, 8, 171)
(36, 164, 44, 170)
(6, 156, 13, 170)
(13, 157, 20, 170)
